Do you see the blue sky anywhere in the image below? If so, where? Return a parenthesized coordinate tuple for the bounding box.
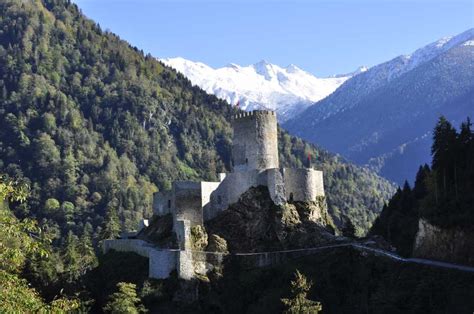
(74, 0, 473, 77)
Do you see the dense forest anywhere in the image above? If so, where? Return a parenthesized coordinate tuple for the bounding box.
(371, 117, 474, 256)
(0, 0, 393, 240)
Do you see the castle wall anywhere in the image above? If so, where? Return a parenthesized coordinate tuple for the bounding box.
(175, 219, 191, 250)
(200, 181, 221, 208)
(173, 181, 203, 227)
(258, 168, 286, 205)
(177, 250, 195, 280)
(203, 170, 261, 221)
(102, 239, 151, 257)
(232, 111, 279, 172)
(153, 190, 173, 216)
(102, 239, 178, 279)
(149, 249, 178, 279)
(283, 168, 325, 202)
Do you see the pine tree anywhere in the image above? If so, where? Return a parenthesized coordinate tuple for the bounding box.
(431, 116, 457, 196)
(103, 282, 146, 314)
(62, 230, 80, 283)
(100, 206, 121, 241)
(281, 270, 322, 314)
(78, 222, 98, 274)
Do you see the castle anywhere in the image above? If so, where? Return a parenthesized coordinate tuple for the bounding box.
(104, 110, 325, 279)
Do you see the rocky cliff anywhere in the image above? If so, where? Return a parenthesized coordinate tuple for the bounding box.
(413, 218, 474, 266)
(205, 186, 336, 253)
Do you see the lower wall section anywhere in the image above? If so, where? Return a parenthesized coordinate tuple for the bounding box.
(149, 250, 178, 279)
(103, 240, 340, 280)
(103, 239, 178, 279)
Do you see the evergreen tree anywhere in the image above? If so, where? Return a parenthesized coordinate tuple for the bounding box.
(281, 270, 322, 314)
(62, 230, 81, 283)
(341, 217, 356, 238)
(100, 207, 121, 241)
(78, 222, 98, 274)
(103, 282, 146, 314)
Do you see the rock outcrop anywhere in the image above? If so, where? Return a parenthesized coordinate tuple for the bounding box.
(413, 218, 474, 266)
(205, 186, 336, 253)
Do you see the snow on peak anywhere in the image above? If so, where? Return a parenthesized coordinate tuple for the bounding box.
(463, 40, 474, 46)
(403, 28, 474, 72)
(160, 57, 354, 121)
(334, 65, 369, 78)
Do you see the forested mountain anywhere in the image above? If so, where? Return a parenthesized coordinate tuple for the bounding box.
(284, 29, 474, 185)
(371, 117, 474, 257)
(0, 0, 394, 243)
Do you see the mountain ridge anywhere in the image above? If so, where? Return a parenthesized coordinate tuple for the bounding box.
(160, 57, 365, 121)
(284, 28, 474, 184)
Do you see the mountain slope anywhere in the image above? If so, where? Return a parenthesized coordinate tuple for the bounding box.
(284, 29, 474, 184)
(0, 0, 394, 237)
(161, 57, 365, 121)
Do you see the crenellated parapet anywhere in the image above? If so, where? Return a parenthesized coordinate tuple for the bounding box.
(232, 110, 276, 120)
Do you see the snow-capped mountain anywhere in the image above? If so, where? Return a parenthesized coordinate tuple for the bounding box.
(160, 58, 366, 121)
(284, 28, 474, 185)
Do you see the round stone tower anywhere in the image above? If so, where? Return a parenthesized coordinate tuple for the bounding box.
(231, 110, 279, 172)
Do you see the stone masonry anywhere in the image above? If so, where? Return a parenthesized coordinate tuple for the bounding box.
(103, 110, 326, 280)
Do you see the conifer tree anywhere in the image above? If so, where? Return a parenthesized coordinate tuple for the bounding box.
(78, 222, 98, 274)
(281, 270, 322, 314)
(100, 206, 121, 241)
(103, 282, 146, 314)
(62, 230, 81, 283)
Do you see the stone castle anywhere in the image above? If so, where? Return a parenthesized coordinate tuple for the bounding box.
(104, 110, 325, 279)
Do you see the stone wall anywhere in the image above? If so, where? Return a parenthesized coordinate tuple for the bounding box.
(173, 181, 203, 227)
(153, 190, 173, 216)
(232, 110, 279, 172)
(200, 181, 221, 208)
(149, 249, 178, 279)
(283, 168, 325, 201)
(175, 219, 191, 250)
(102, 239, 179, 279)
(203, 170, 262, 220)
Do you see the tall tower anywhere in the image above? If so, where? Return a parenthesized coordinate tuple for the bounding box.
(231, 110, 279, 172)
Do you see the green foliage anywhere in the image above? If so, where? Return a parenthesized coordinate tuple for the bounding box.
(281, 270, 322, 314)
(0, 175, 79, 312)
(100, 206, 121, 240)
(205, 247, 474, 314)
(44, 197, 60, 215)
(371, 117, 474, 255)
(104, 282, 147, 314)
(0, 0, 394, 242)
(341, 216, 356, 238)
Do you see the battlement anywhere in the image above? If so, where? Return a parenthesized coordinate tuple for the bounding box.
(232, 110, 276, 120)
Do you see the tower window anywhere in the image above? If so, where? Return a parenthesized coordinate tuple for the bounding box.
(289, 193, 294, 202)
(168, 199, 171, 209)
(245, 158, 248, 164)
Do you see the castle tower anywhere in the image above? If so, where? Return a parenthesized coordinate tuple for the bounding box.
(231, 110, 279, 172)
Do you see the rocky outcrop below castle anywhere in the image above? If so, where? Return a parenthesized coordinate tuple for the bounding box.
(205, 186, 336, 253)
(413, 218, 474, 266)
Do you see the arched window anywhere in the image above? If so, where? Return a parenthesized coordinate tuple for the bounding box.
(245, 158, 248, 164)
(289, 193, 294, 202)
(168, 199, 171, 209)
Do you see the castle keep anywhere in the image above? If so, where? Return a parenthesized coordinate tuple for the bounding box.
(104, 110, 325, 279)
